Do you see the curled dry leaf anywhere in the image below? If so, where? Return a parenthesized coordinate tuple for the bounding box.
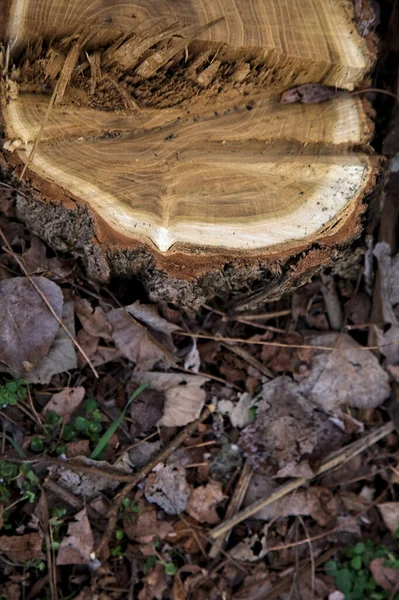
(298, 332, 390, 410)
(0, 532, 44, 561)
(42, 386, 85, 423)
(131, 372, 208, 427)
(56, 508, 94, 565)
(25, 300, 77, 384)
(373, 243, 399, 366)
(377, 502, 399, 535)
(186, 481, 226, 524)
(145, 463, 191, 515)
(0, 276, 63, 375)
(217, 393, 254, 429)
(108, 307, 172, 371)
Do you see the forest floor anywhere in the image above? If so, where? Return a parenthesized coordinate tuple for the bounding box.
(0, 4, 399, 600)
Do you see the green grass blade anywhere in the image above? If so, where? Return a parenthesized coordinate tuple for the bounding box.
(90, 383, 149, 460)
(4, 434, 27, 458)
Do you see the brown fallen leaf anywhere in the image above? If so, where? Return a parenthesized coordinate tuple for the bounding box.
(378, 502, 399, 535)
(0, 276, 63, 375)
(126, 300, 180, 335)
(370, 558, 399, 592)
(128, 387, 166, 436)
(298, 332, 390, 410)
(21, 235, 74, 278)
(56, 508, 94, 565)
(186, 481, 226, 524)
(42, 386, 85, 423)
(108, 307, 172, 371)
(0, 532, 44, 561)
(145, 463, 191, 515)
(138, 563, 168, 600)
(124, 500, 173, 543)
(131, 372, 208, 427)
(24, 299, 77, 384)
(75, 298, 112, 340)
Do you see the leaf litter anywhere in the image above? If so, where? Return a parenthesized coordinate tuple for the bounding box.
(1, 112, 399, 599)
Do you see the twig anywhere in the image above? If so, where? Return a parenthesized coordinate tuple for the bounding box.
(210, 421, 394, 540)
(95, 404, 215, 558)
(221, 343, 273, 379)
(0, 227, 99, 378)
(175, 330, 399, 353)
(209, 461, 253, 559)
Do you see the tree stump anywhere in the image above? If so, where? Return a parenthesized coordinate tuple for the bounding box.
(0, 0, 379, 308)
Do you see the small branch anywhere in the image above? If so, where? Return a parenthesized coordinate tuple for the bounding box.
(208, 461, 253, 559)
(209, 421, 394, 541)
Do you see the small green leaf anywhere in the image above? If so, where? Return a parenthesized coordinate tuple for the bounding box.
(30, 437, 44, 453)
(324, 559, 338, 575)
(164, 562, 178, 576)
(90, 384, 149, 460)
(84, 398, 98, 413)
(353, 543, 366, 555)
(75, 416, 89, 432)
(351, 556, 362, 570)
(115, 529, 124, 541)
(335, 568, 353, 594)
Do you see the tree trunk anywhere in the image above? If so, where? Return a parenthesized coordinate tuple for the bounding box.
(0, 0, 380, 308)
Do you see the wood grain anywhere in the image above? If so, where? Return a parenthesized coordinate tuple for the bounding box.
(1, 0, 378, 268)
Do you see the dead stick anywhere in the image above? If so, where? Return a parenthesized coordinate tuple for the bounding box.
(210, 421, 394, 541)
(209, 461, 253, 559)
(95, 404, 214, 558)
(0, 227, 99, 378)
(176, 330, 399, 353)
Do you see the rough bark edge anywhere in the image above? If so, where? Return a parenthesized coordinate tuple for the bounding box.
(0, 155, 383, 311)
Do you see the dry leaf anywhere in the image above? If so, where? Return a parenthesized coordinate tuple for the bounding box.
(298, 332, 390, 411)
(186, 481, 226, 524)
(145, 463, 191, 515)
(129, 388, 166, 436)
(0, 532, 44, 561)
(378, 503, 399, 535)
(108, 308, 171, 371)
(131, 372, 208, 427)
(24, 299, 77, 384)
(0, 276, 63, 375)
(75, 298, 112, 340)
(57, 508, 94, 565)
(126, 300, 180, 334)
(239, 377, 317, 476)
(139, 562, 168, 600)
(124, 500, 173, 543)
(230, 526, 269, 562)
(128, 441, 162, 469)
(218, 393, 254, 429)
(243, 475, 337, 525)
(42, 386, 85, 423)
(370, 558, 399, 592)
(183, 340, 201, 373)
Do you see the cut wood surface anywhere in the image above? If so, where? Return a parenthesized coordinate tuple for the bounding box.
(0, 0, 379, 305)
